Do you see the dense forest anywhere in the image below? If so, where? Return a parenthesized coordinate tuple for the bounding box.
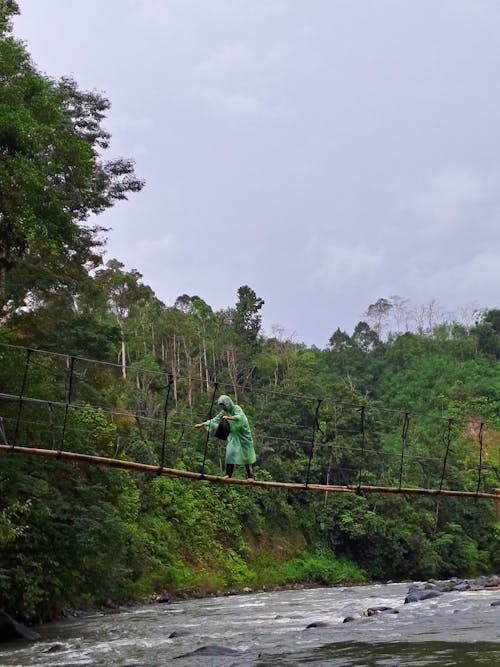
(1, 1, 499, 623)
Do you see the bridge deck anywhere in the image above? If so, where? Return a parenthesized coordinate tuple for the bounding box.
(2, 444, 499, 500)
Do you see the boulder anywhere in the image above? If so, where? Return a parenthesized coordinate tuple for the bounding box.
(471, 574, 500, 588)
(363, 606, 399, 616)
(174, 645, 239, 658)
(42, 643, 66, 653)
(169, 630, 192, 638)
(405, 576, 500, 605)
(404, 590, 442, 604)
(157, 593, 170, 604)
(451, 582, 470, 592)
(305, 621, 330, 629)
(472, 575, 500, 589)
(433, 579, 463, 593)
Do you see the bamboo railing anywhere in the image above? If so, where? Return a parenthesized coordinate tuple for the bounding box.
(2, 444, 500, 501)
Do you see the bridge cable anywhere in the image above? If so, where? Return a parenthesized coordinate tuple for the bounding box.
(13, 348, 32, 447)
(172, 427, 186, 465)
(201, 383, 218, 478)
(476, 422, 485, 496)
(0, 416, 8, 445)
(135, 415, 146, 442)
(47, 402, 56, 450)
(1, 342, 493, 495)
(356, 406, 366, 492)
(0, 342, 496, 431)
(158, 375, 174, 474)
(133, 415, 157, 465)
(438, 418, 453, 492)
(398, 412, 410, 491)
(59, 356, 75, 457)
(305, 398, 323, 488)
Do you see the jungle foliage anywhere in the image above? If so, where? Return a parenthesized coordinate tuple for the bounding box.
(1, 2, 499, 621)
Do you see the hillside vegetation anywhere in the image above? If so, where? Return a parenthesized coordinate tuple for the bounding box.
(1, 1, 499, 621)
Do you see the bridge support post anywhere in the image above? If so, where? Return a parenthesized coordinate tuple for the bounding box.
(494, 490, 500, 522)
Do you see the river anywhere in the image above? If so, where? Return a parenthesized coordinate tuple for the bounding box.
(1, 582, 500, 666)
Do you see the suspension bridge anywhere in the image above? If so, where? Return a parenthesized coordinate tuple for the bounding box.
(1, 343, 499, 511)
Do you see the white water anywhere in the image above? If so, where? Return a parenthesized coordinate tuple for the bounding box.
(1, 582, 500, 666)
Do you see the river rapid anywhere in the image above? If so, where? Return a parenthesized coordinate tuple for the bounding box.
(1, 582, 500, 666)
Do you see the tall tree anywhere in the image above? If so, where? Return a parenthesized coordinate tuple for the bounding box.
(365, 298, 392, 339)
(93, 260, 156, 377)
(234, 285, 265, 351)
(472, 309, 500, 359)
(0, 1, 144, 318)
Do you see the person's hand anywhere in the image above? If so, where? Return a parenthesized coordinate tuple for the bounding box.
(194, 423, 204, 428)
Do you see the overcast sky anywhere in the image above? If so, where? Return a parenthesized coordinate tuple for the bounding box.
(13, 1, 500, 346)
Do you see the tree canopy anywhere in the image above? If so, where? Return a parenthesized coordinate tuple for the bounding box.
(0, 1, 144, 318)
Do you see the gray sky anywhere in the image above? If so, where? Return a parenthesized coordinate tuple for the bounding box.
(14, 1, 500, 346)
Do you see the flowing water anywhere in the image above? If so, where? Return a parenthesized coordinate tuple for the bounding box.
(1, 582, 500, 666)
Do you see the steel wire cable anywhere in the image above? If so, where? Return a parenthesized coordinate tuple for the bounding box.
(3, 342, 496, 429)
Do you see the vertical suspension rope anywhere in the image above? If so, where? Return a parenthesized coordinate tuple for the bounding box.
(0, 416, 7, 445)
(438, 418, 453, 492)
(201, 382, 218, 477)
(305, 398, 322, 488)
(356, 405, 366, 491)
(172, 426, 185, 465)
(135, 415, 145, 443)
(324, 403, 339, 504)
(47, 402, 56, 450)
(59, 356, 75, 455)
(398, 412, 410, 490)
(159, 375, 174, 473)
(13, 348, 32, 447)
(476, 422, 485, 495)
(134, 414, 155, 464)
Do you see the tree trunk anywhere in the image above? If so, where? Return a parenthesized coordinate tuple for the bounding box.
(202, 339, 210, 390)
(226, 345, 238, 400)
(182, 338, 192, 407)
(171, 334, 178, 404)
(120, 334, 126, 379)
(433, 500, 440, 534)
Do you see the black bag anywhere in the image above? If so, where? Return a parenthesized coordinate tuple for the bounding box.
(214, 419, 230, 440)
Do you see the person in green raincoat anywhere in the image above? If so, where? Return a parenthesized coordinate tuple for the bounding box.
(194, 394, 256, 480)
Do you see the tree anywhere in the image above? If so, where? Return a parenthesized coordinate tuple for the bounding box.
(9, 292, 121, 359)
(93, 260, 157, 377)
(234, 285, 265, 351)
(365, 298, 392, 339)
(328, 328, 351, 352)
(352, 321, 379, 352)
(389, 294, 410, 333)
(0, 2, 144, 318)
(0, 0, 18, 34)
(472, 309, 500, 359)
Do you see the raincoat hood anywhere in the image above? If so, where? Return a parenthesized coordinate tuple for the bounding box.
(217, 395, 235, 413)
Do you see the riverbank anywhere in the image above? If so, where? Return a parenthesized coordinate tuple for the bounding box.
(0, 581, 383, 648)
(57, 572, 500, 621)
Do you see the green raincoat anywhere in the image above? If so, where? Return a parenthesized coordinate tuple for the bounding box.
(203, 395, 256, 465)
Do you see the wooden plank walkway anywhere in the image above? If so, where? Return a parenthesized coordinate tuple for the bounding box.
(2, 444, 500, 501)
